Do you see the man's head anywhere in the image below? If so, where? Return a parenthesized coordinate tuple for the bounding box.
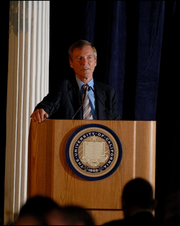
(122, 178, 155, 217)
(14, 195, 61, 225)
(68, 40, 97, 83)
(68, 40, 97, 61)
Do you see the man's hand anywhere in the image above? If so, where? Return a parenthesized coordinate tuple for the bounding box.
(30, 109, 49, 123)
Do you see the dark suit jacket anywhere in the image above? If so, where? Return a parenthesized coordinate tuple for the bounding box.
(35, 78, 121, 120)
(102, 211, 156, 226)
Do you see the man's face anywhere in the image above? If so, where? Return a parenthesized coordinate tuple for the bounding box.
(69, 45, 97, 83)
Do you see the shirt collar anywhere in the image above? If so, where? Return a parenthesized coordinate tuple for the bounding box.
(76, 77, 94, 90)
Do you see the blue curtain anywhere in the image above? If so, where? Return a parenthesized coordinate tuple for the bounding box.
(135, 1, 165, 120)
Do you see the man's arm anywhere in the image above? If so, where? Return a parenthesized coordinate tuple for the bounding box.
(30, 86, 62, 123)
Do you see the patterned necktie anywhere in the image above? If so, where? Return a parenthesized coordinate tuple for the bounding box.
(82, 84, 93, 120)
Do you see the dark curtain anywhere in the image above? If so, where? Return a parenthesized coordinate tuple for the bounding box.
(49, 0, 180, 216)
(135, 1, 165, 120)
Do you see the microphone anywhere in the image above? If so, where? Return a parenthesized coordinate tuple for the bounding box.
(89, 86, 114, 120)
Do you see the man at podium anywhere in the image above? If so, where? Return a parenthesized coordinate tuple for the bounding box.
(31, 40, 121, 123)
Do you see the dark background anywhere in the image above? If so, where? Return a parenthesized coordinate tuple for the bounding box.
(1, 1, 180, 224)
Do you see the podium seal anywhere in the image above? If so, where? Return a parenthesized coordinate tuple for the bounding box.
(66, 124, 122, 181)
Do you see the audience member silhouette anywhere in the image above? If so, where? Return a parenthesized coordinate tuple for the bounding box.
(12, 195, 95, 225)
(102, 178, 157, 226)
(13, 195, 61, 225)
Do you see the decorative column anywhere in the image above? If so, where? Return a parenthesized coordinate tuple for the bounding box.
(4, 1, 50, 224)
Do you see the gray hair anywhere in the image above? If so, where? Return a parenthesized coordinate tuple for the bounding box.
(68, 40, 97, 61)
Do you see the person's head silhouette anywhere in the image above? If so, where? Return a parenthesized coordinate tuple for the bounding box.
(122, 178, 156, 218)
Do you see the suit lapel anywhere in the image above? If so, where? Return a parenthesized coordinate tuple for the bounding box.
(67, 80, 83, 119)
(94, 81, 106, 119)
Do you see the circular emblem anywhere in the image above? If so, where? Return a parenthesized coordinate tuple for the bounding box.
(66, 124, 122, 181)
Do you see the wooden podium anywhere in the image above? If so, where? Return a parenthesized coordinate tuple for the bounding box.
(28, 120, 156, 225)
